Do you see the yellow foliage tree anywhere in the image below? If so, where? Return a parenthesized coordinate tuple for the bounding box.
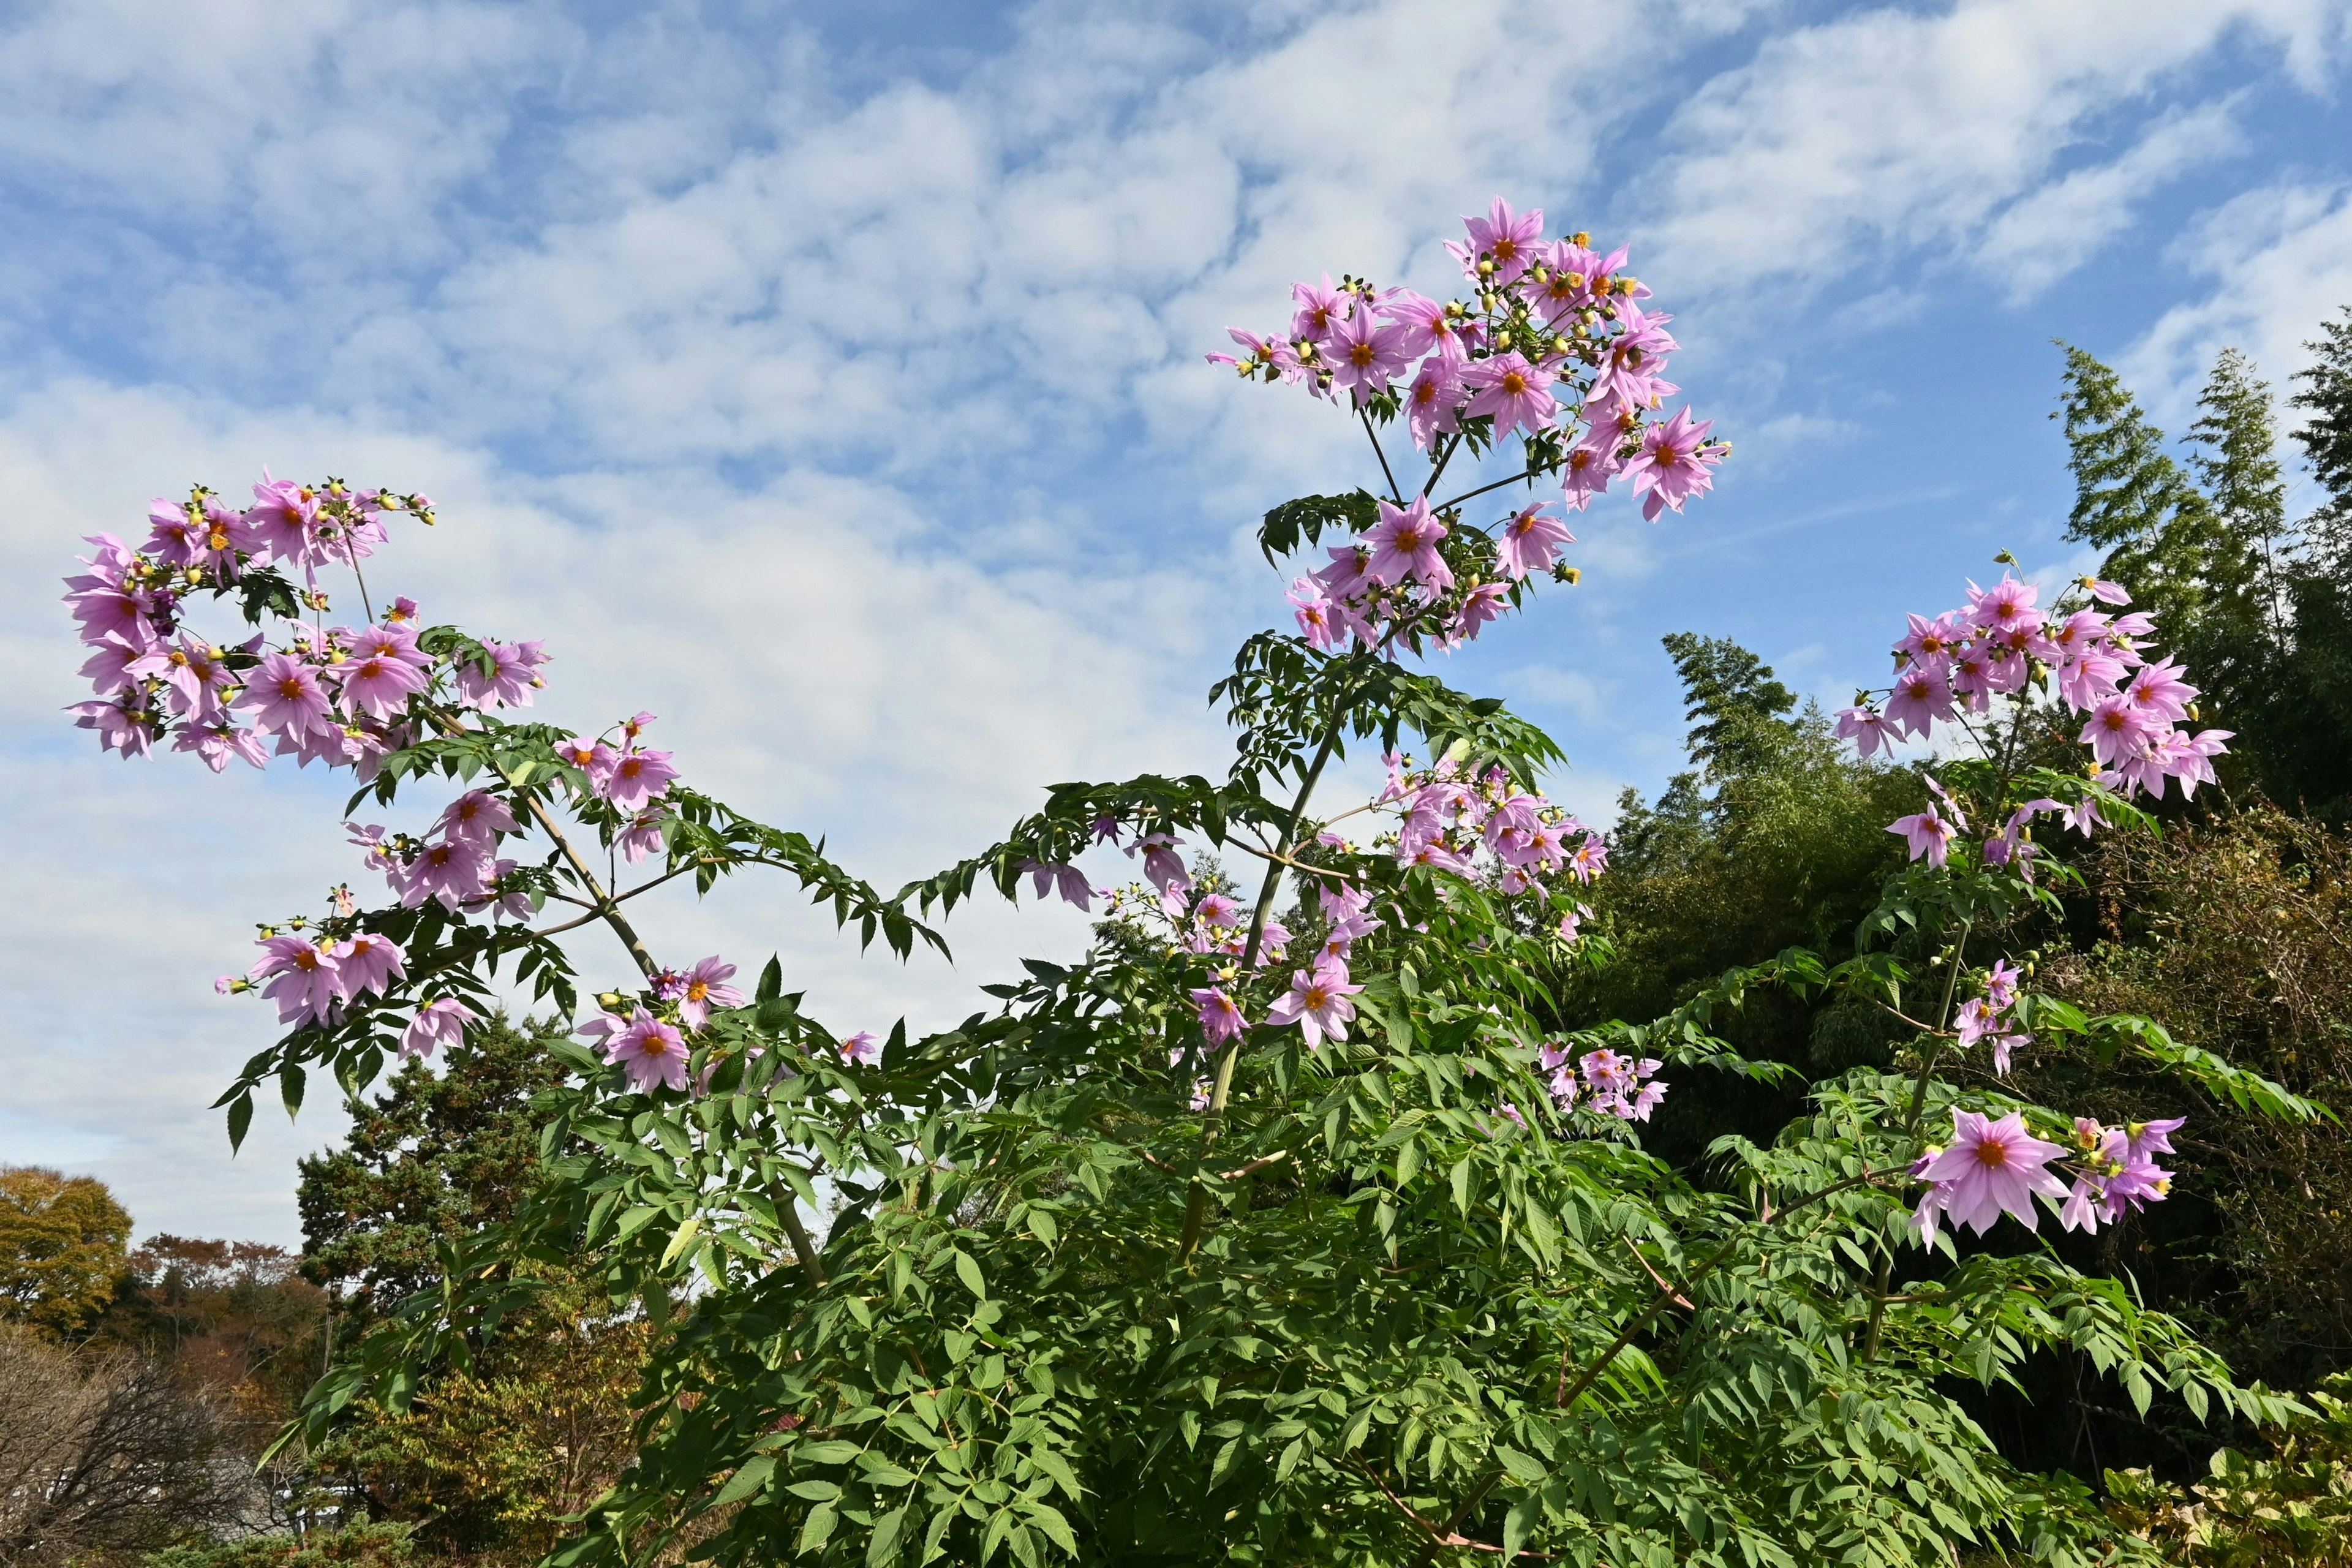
(0, 1165, 132, 1336)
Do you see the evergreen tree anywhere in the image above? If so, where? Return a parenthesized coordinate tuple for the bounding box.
(297, 1016, 571, 1310)
(1656, 630, 1797, 779)
(2282, 310, 2352, 821)
(2054, 342, 2223, 638)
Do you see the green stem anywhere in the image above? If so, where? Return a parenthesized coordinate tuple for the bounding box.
(1174, 657, 1367, 1265)
(1864, 921, 1972, 1362)
(1360, 406, 1404, 503)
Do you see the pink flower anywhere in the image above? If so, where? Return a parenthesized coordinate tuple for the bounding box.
(1559, 432, 1616, 510)
(173, 720, 271, 772)
(1378, 290, 1471, 364)
(1622, 407, 1721, 522)
(402, 997, 477, 1061)
(1192, 986, 1246, 1046)
(334, 650, 429, 722)
(248, 935, 342, 1027)
(1019, 859, 1095, 911)
(1589, 303, 1678, 410)
(1450, 581, 1510, 644)
(2084, 577, 2132, 605)
(2079, 696, 2158, 767)
(559, 735, 616, 781)
(1365, 496, 1452, 590)
(601, 748, 679, 813)
(455, 639, 549, 709)
(2124, 657, 2198, 725)
(400, 836, 491, 911)
(677, 956, 745, 1030)
(608, 1009, 690, 1093)
(1290, 274, 1349, 344)
(1324, 306, 1414, 397)
(245, 473, 320, 565)
(1885, 668, 1954, 737)
(434, 789, 517, 845)
(1966, 575, 2041, 636)
(1834, 706, 1895, 758)
(1494, 504, 1572, 579)
(1887, 809, 1956, 868)
(236, 652, 336, 737)
(1461, 352, 1558, 439)
(1914, 1111, 2068, 1239)
(841, 1031, 883, 1066)
(1129, 831, 1189, 894)
(349, 622, 428, 669)
(1894, 612, 1966, 674)
(1446, 195, 1544, 284)
(1265, 959, 1363, 1050)
(620, 813, 666, 864)
(333, 932, 406, 1003)
(1402, 360, 1464, 450)
(1288, 576, 1344, 649)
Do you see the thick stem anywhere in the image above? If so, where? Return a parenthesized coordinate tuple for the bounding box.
(776, 1188, 827, 1288)
(520, 793, 661, 982)
(1174, 660, 1365, 1264)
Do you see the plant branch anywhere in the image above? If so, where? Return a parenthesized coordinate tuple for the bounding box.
(1361, 406, 1404, 503)
(1431, 458, 1559, 516)
(1419, 1169, 1891, 1568)
(1176, 655, 1370, 1264)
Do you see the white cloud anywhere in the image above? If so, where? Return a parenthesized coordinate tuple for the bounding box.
(1981, 97, 2245, 300)
(1645, 0, 2343, 297)
(6, 0, 2351, 1252)
(2123, 180, 2352, 417)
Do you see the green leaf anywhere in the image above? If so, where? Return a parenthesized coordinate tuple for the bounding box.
(954, 1249, 987, 1299)
(712, 1453, 775, 1506)
(867, 1504, 908, 1567)
(660, 1215, 702, 1270)
(225, 1093, 254, 1152)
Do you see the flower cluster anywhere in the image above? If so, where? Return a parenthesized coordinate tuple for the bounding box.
(1911, 1109, 2180, 1245)
(347, 788, 533, 919)
(578, 954, 747, 1092)
(1536, 1043, 1667, 1121)
(1838, 574, 2231, 866)
(1385, 753, 1604, 911)
(1951, 959, 2030, 1075)
(1212, 198, 1726, 524)
(64, 476, 443, 769)
(559, 714, 680, 861)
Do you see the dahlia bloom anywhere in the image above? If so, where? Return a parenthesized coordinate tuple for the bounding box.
(1265, 959, 1363, 1050)
(1913, 1110, 2068, 1242)
(402, 997, 478, 1061)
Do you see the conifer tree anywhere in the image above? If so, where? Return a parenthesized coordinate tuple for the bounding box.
(2054, 343, 2223, 639)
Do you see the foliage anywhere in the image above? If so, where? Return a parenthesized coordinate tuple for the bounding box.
(2056, 332, 2352, 821)
(1556, 636, 1918, 1152)
(140, 1521, 418, 1568)
(295, 1016, 650, 1562)
(0, 1323, 251, 1565)
(2022, 806, 2352, 1393)
(2105, 1371, 2352, 1565)
(298, 1017, 576, 1311)
(0, 1165, 134, 1337)
(69, 203, 2327, 1568)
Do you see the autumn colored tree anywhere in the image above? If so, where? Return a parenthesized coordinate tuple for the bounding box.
(0, 1166, 133, 1337)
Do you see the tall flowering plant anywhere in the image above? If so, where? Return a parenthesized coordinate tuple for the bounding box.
(65, 200, 2321, 1567)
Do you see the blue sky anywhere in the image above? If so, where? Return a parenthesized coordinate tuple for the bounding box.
(4, 0, 2350, 1245)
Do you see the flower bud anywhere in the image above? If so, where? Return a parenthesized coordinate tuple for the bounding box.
(1569, 231, 1591, 248)
(1477, 259, 1495, 276)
